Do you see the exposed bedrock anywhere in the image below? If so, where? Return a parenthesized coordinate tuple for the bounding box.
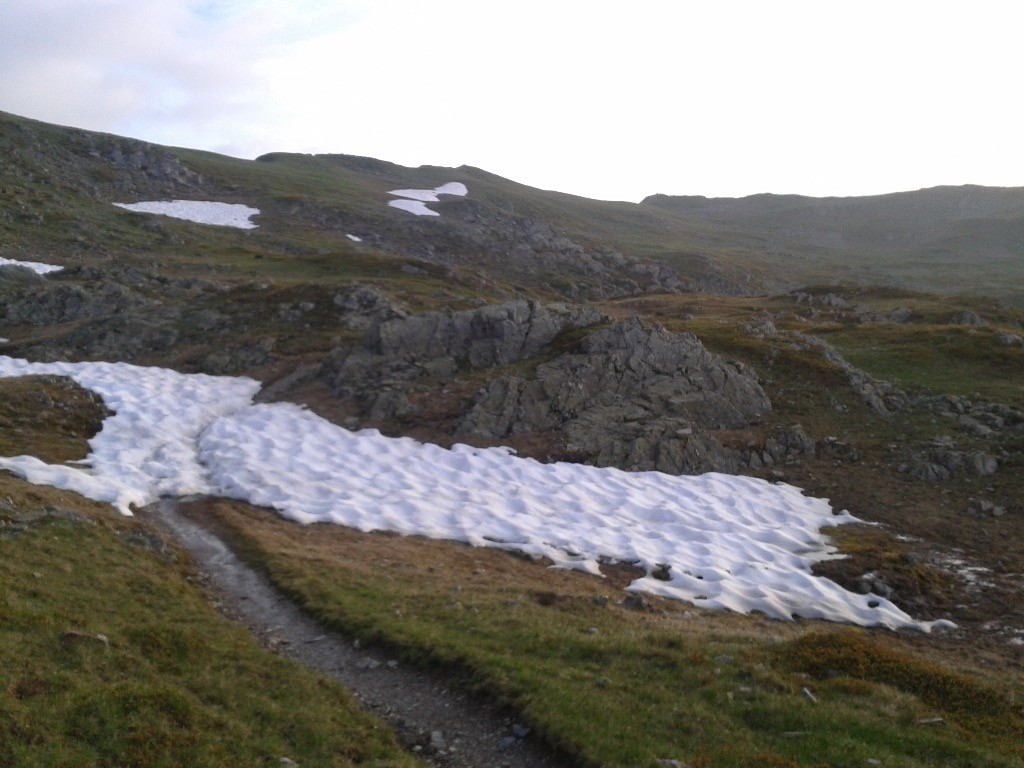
(456, 317, 773, 475)
(367, 299, 603, 367)
(323, 299, 602, 407)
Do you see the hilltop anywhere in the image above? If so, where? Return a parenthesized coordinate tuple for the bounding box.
(644, 186, 1024, 304)
(2, 109, 1024, 767)
(5, 109, 1024, 306)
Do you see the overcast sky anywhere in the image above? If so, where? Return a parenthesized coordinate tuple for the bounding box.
(2, 1, 1021, 202)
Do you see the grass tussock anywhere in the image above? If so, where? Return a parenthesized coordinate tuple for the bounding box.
(781, 630, 1023, 721)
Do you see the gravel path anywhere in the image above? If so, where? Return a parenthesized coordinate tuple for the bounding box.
(143, 498, 573, 768)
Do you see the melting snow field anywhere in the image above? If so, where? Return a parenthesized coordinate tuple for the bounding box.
(0, 355, 951, 632)
(0, 256, 64, 275)
(0, 357, 259, 513)
(388, 182, 468, 216)
(113, 200, 260, 229)
(388, 199, 440, 217)
(389, 182, 468, 202)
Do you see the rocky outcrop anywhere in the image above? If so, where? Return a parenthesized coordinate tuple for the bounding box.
(2, 279, 152, 326)
(889, 306, 914, 323)
(0, 264, 47, 286)
(0, 266, 232, 364)
(275, 192, 693, 301)
(783, 331, 908, 417)
(916, 394, 1024, 438)
(323, 300, 603, 418)
(367, 300, 602, 367)
(456, 317, 772, 475)
(899, 436, 999, 481)
(333, 285, 410, 331)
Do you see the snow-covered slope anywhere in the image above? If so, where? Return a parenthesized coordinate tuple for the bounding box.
(0, 355, 951, 632)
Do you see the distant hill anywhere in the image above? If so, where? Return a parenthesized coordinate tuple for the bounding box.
(642, 186, 1024, 305)
(2, 109, 1022, 304)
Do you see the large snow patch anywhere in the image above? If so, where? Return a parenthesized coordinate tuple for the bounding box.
(0, 355, 951, 632)
(113, 200, 260, 229)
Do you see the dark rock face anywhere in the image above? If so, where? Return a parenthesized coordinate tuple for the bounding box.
(899, 436, 999, 481)
(323, 300, 603, 419)
(456, 317, 772, 475)
(368, 300, 602, 368)
(3, 281, 151, 326)
(333, 285, 410, 331)
(0, 264, 47, 286)
(323, 309, 772, 475)
(0, 266, 223, 364)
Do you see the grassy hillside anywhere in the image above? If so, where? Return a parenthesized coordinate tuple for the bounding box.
(8, 109, 1023, 304)
(197, 496, 1024, 768)
(643, 186, 1024, 305)
(3, 110, 1024, 766)
(0, 379, 416, 768)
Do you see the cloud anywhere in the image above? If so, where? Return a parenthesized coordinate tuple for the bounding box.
(0, 1, 299, 154)
(1, 1, 1021, 199)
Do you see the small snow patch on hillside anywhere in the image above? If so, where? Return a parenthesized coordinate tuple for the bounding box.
(0, 256, 63, 274)
(388, 182, 467, 216)
(113, 200, 260, 229)
(388, 199, 440, 217)
(389, 182, 468, 202)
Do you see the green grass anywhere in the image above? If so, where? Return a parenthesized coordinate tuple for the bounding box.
(202, 501, 1024, 768)
(0, 478, 417, 768)
(817, 324, 1024, 406)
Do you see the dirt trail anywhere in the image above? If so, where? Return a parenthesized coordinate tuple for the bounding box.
(143, 498, 572, 768)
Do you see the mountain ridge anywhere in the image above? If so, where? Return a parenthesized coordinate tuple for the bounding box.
(4, 108, 1023, 304)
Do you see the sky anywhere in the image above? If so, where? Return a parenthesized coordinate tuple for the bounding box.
(1, 0, 1021, 202)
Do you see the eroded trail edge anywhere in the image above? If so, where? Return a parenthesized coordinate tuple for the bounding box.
(143, 497, 571, 768)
